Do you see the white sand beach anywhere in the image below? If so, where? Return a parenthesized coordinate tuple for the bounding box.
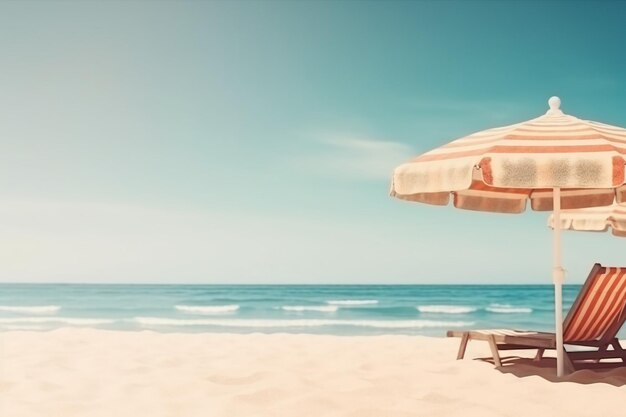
(0, 329, 625, 417)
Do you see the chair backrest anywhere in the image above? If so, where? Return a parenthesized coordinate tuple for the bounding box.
(563, 264, 626, 343)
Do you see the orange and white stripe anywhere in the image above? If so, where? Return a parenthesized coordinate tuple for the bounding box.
(564, 267, 626, 342)
(549, 203, 626, 237)
(391, 98, 626, 213)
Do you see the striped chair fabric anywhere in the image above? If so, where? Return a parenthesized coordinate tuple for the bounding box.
(564, 267, 626, 342)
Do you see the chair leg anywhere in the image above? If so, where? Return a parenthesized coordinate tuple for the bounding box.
(590, 343, 609, 364)
(456, 332, 470, 360)
(534, 348, 545, 362)
(563, 349, 575, 374)
(487, 335, 502, 367)
(610, 338, 625, 362)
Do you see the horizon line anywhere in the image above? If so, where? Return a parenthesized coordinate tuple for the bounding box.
(0, 281, 583, 286)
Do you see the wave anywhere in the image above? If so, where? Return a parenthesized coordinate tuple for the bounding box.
(0, 305, 61, 314)
(327, 300, 379, 306)
(134, 317, 474, 329)
(0, 317, 114, 325)
(282, 306, 338, 313)
(175, 305, 240, 314)
(2, 324, 45, 331)
(417, 305, 477, 314)
(485, 304, 533, 314)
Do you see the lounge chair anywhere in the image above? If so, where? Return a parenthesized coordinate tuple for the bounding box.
(448, 264, 626, 372)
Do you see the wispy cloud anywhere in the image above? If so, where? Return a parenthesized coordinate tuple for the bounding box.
(0, 198, 461, 284)
(304, 133, 415, 180)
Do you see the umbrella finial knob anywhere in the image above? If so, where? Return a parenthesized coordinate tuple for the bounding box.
(549, 96, 561, 110)
(546, 96, 563, 116)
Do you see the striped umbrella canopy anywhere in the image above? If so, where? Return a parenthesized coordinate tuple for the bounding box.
(391, 97, 626, 377)
(549, 203, 626, 237)
(392, 97, 626, 211)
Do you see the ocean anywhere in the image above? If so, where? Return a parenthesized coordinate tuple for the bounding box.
(0, 284, 606, 337)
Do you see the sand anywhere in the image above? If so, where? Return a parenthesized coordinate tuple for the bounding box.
(0, 329, 625, 417)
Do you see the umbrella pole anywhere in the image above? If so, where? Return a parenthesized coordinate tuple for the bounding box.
(553, 187, 565, 377)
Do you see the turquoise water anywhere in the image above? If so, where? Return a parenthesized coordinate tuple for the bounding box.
(0, 284, 597, 336)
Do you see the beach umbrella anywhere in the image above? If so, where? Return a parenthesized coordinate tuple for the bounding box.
(390, 97, 626, 377)
(549, 203, 626, 237)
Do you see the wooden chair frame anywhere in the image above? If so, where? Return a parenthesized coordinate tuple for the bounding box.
(448, 264, 626, 372)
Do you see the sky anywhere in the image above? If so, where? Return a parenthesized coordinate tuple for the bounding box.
(0, 0, 625, 284)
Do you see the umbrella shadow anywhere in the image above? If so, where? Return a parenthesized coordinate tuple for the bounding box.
(475, 356, 626, 386)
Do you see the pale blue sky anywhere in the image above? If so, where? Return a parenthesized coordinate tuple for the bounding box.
(1, 1, 625, 283)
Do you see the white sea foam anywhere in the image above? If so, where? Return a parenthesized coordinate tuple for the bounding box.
(326, 300, 379, 306)
(485, 304, 533, 314)
(134, 317, 474, 329)
(0, 317, 114, 325)
(417, 305, 477, 314)
(282, 306, 338, 313)
(0, 305, 61, 314)
(1, 324, 45, 331)
(175, 305, 240, 314)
